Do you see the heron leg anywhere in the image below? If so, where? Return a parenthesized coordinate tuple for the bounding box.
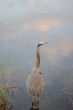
(36, 97, 39, 109)
(37, 101, 39, 108)
(32, 96, 38, 109)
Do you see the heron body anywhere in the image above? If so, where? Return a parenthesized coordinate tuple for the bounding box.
(26, 42, 46, 109)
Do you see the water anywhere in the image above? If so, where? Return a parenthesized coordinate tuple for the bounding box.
(0, 32, 73, 110)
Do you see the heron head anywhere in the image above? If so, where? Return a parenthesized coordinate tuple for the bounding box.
(37, 42, 47, 48)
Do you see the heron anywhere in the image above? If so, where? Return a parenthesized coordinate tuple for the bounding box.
(26, 42, 47, 109)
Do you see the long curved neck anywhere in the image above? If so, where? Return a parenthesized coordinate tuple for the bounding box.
(35, 47, 40, 69)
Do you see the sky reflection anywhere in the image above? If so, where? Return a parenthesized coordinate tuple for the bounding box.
(0, 0, 73, 110)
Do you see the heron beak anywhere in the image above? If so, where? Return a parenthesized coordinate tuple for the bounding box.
(37, 42, 48, 47)
(40, 42, 48, 46)
(40, 42, 48, 47)
(43, 42, 48, 45)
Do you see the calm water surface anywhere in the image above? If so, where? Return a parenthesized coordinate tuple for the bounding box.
(0, 34, 73, 110)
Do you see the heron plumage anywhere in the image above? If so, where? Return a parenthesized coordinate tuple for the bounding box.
(26, 42, 46, 109)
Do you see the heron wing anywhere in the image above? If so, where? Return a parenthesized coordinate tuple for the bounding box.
(26, 71, 44, 97)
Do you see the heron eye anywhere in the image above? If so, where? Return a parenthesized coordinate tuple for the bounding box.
(39, 72, 42, 74)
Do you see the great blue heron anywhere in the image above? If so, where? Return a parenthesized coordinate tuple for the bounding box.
(26, 42, 47, 109)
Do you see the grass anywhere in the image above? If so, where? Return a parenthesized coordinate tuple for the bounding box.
(0, 87, 12, 110)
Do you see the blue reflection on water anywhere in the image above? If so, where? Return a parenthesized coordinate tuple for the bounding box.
(0, 33, 73, 110)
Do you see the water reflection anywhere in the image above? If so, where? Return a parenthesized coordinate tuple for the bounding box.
(30, 108, 39, 110)
(0, 34, 73, 110)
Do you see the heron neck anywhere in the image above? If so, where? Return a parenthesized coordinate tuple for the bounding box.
(35, 47, 40, 69)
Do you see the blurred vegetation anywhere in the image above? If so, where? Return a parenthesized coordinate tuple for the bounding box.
(0, 64, 12, 110)
(0, 88, 9, 110)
